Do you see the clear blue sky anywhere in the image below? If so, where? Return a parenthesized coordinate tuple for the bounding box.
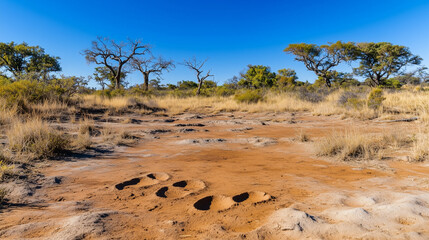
(1, 0, 429, 87)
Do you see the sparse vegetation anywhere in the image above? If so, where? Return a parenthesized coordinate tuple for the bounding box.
(0, 160, 14, 180)
(234, 89, 263, 103)
(316, 130, 411, 161)
(0, 187, 8, 203)
(295, 130, 310, 142)
(6, 119, 69, 160)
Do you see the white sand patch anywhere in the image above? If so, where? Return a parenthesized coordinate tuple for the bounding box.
(252, 191, 429, 239)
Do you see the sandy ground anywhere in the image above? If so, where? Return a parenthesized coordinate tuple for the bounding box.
(1, 112, 429, 239)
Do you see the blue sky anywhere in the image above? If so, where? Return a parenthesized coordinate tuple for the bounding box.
(1, 0, 429, 87)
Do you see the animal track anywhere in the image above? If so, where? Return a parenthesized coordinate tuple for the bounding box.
(193, 191, 272, 211)
(115, 172, 170, 190)
(194, 195, 236, 211)
(155, 180, 206, 199)
(232, 191, 272, 203)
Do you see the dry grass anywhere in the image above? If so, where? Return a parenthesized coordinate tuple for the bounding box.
(295, 129, 310, 142)
(75, 90, 429, 121)
(78, 118, 96, 135)
(100, 126, 136, 146)
(72, 118, 94, 150)
(0, 187, 8, 203)
(81, 95, 146, 114)
(0, 160, 14, 181)
(6, 119, 69, 160)
(0, 98, 18, 125)
(29, 101, 72, 116)
(410, 129, 429, 162)
(316, 129, 411, 161)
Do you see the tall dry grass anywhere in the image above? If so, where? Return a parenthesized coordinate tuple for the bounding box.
(29, 100, 73, 116)
(0, 98, 18, 125)
(316, 129, 411, 161)
(6, 119, 69, 160)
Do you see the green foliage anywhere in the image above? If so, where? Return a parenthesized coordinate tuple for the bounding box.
(215, 86, 235, 96)
(238, 65, 276, 89)
(93, 66, 126, 90)
(166, 84, 177, 90)
(149, 79, 161, 90)
(178, 80, 198, 90)
(284, 41, 357, 87)
(234, 89, 263, 103)
(382, 78, 402, 89)
(367, 88, 385, 109)
(0, 74, 87, 107)
(202, 80, 217, 89)
(276, 68, 298, 88)
(354, 42, 422, 87)
(0, 42, 61, 78)
(389, 74, 421, 86)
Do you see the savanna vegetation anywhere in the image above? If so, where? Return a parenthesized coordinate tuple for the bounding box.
(1, 38, 429, 205)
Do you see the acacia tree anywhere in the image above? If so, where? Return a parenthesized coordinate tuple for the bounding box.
(92, 66, 127, 90)
(131, 56, 174, 91)
(0, 42, 61, 79)
(83, 37, 149, 89)
(353, 42, 422, 87)
(183, 57, 213, 95)
(276, 68, 298, 88)
(284, 41, 356, 87)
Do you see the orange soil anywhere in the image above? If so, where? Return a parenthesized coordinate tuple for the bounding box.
(1, 112, 428, 239)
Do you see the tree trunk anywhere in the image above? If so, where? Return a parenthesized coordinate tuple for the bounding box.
(115, 68, 121, 89)
(143, 72, 149, 91)
(196, 79, 202, 96)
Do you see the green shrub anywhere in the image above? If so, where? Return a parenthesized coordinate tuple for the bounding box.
(215, 86, 235, 97)
(234, 89, 263, 103)
(382, 78, 402, 89)
(0, 75, 86, 108)
(367, 88, 385, 109)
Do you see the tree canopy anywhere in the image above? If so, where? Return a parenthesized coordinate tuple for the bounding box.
(353, 42, 422, 86)
(0, 42, 61, 79)
(238, 65, 276, 88)
(284, 41, 356, 87)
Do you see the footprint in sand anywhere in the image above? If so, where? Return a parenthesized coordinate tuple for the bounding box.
(155, 180, 206, 199)
(115, 172, 170, 190)
(193, 191, 272, 211)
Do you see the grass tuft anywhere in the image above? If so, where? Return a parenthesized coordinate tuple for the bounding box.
(6, 119, 69, 160)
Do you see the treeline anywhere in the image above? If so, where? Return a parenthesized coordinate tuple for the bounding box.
(1, 39, 429, 103)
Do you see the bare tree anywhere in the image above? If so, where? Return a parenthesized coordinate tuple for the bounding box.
(183, 57, 213, 95)
(83, 37, 150, 89)
(131, 56, 175, 91)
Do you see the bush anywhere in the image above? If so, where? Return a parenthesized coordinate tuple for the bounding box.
(367, 88, 385, 109)
(7, 119, 69, 160)
(0, 75, 87, 111)
(297, 88, 326, 103)
(234, 89, 263, 103)
(338, 91, 365, 109)
(215, 86, 235, 97)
